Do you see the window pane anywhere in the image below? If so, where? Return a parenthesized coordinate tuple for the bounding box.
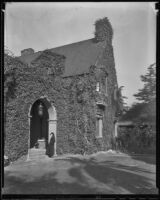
(96, 82, 100, 91)
(96, 118, 103, 138)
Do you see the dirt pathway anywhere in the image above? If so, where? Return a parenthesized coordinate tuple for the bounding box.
(2, 152, 158, 194)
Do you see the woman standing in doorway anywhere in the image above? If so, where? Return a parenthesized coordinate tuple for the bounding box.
(46, 132, 55, 157)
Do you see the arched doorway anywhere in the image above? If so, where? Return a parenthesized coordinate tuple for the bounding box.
(30, 100, 49, 148)
(28, 97, 57, 156)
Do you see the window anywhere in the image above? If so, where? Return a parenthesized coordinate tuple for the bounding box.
(96, 82, 100, 92)
(96, 76, 108, 94)
(96, 117, 103, 138)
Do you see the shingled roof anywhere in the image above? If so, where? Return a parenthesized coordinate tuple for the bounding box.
(18, 38, 105, 77)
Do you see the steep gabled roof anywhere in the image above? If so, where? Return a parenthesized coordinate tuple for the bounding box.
(18, 38, 105, 77)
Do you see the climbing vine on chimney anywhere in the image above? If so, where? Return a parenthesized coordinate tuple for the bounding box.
(94, 17, 113, 43)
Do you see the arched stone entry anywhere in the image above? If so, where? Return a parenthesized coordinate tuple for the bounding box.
(30, 100, 49, 148)
(28, 97, 57, 156)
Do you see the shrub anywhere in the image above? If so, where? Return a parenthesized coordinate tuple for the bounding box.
(116, 123, 156, 154)
(73, 147, 85, 155)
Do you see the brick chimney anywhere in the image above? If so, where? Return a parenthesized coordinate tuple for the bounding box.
(94, 17, 113, 44)
(21, 48, 34, 56)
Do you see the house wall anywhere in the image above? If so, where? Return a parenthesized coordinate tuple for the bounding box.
(5, 42, 118, 161)
(93, 41, 119, 150)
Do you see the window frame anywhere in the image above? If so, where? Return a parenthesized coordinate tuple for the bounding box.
(96, 82, 100, 92)
(96, 116, 103, 138)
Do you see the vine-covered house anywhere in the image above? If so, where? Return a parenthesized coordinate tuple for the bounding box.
(4, 17, 122, 161)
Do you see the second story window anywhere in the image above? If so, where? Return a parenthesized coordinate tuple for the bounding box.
(96, 82, 100, 92)
(96, 75, 108, 94)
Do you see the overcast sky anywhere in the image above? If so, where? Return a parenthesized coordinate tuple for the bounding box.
(4, 2, 156, 106)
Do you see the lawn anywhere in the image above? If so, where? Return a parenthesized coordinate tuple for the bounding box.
(2, 151, 158, 194)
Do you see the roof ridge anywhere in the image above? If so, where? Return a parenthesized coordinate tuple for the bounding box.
(50, 38, 94, 50)
(18, 38, 94, 58)
(17, 37, 105, 77)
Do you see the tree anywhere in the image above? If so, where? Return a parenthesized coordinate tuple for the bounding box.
(120, 63, 156, 123)
(115, 86, 128, 116)
(134, 63, 156, 103)
(120, 101, 155, 123)
(117, 64, 156, 153)
(117, 86, 128, 105)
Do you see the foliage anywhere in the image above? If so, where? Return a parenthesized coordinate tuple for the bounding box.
(115, 124, 156, 154)
(117, 86, 128, 106)
(4, 50, 20, 143)
(32, 50, 65, 76)
(4, 46, 14, 57)
(5, 26, 118, 160)
(116, 63, 156, 154)
(4, 53, 16, 103)
(94, 17, 113, 43)
(114, 86, 127, 117)
(120, 100, 156, 123)
(4, 48, 25, 102)
(67, 74, 99, 155)
(134, 63, 156, 103)
(120, 63, 156, 122)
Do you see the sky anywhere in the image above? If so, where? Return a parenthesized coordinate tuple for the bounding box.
(4, 2, 157, 106)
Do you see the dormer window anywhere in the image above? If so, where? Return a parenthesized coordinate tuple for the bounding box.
(96, 82, 100, 92)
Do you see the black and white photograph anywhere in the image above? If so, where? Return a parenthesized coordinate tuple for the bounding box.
(3, 2, 157, 195)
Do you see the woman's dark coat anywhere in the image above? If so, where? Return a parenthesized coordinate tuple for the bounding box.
(47, 134, 55, 157)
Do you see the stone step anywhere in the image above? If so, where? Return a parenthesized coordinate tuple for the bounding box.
(29, 150, 46, 155)
(29, 154, 47, 159)
(29, 153, 47, 158)
(29, 154, 48, 159)
(27, 155, 49, 162)
(28, 149, 47, 160)
(29, 149, 46, 153)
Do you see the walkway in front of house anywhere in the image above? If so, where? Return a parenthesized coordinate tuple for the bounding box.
(2, 151, 158, 194)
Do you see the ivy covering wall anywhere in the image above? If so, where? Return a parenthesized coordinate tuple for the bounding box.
(4, 17, 119, 161)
